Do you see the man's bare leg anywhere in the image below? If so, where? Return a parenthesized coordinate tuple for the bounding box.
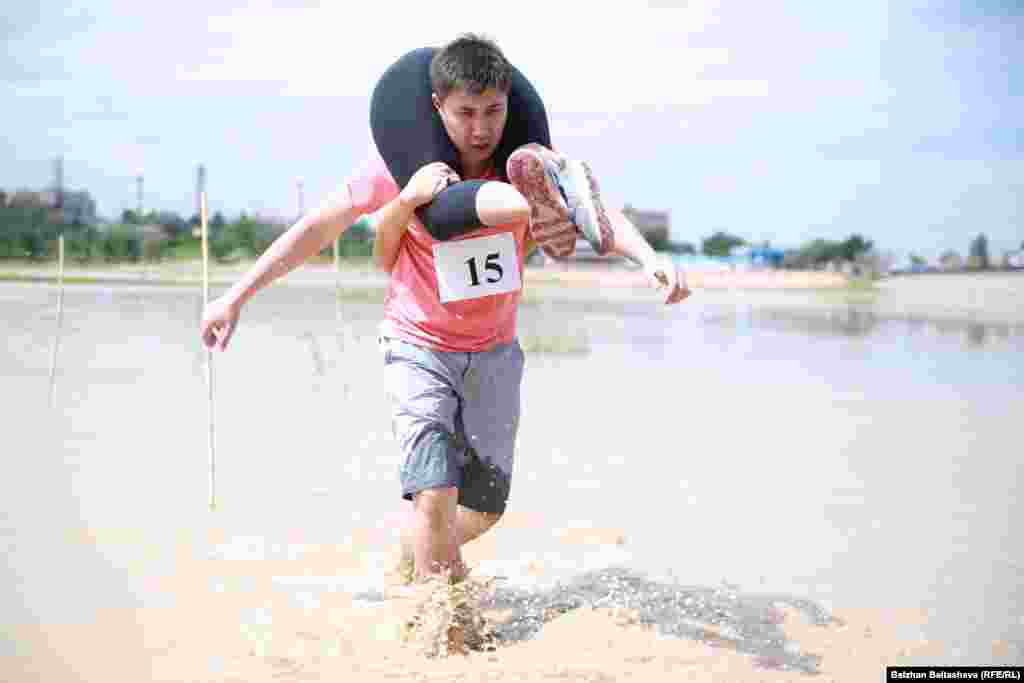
(410, 487, 468, 582)
(397, 497, 501, 583)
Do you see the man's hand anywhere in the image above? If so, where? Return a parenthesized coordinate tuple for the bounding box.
(399, 162, 460, 208)
(643, 255, 691, 305)
(200, 295, 242, 352)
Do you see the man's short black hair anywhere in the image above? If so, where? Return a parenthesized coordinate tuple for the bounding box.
(430, 33, 512, 101)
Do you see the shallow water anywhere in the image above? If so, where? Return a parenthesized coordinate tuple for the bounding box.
(2, 281, 1021, 669)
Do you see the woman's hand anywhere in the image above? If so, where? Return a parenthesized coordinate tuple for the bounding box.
(644, 255, 691, 305)
(399, 162, 460, 208)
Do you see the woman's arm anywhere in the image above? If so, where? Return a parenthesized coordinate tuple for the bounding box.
(605, 207, 657, 267)
(372, 195, 418, 273)
(606, 207, 690, 305)
(372, 162, 460, 273)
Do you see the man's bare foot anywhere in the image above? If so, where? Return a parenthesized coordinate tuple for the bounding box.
(398, 570, 495, 657)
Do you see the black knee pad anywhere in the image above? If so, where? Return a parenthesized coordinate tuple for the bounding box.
(370, 47, 551, 241)
(415, 180, 488, 241)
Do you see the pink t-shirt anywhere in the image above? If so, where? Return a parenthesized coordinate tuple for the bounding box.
(345, 149, 530, 353)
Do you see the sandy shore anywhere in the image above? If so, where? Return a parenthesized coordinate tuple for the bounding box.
(4, 517, 954, 683)
(3, 260, 1022, 324)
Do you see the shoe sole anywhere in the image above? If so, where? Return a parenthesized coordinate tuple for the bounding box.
(507, 149, 578, 259)
(565, 160, 614, 255)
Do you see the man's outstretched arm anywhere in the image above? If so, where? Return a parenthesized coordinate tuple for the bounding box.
(199, 186, 365, 351)
(229, 189, 362, 306)
(605, 208, 690, 305)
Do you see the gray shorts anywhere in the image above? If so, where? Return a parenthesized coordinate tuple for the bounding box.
(380, 336, 525, 515)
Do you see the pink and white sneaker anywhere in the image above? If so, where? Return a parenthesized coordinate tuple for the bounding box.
(506, 144, 577, 259)
(506, 144, 614, 258)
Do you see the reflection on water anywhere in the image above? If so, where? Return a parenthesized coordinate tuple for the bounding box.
(698, 304, 1024, 350)
(2, 282, 1022, 669)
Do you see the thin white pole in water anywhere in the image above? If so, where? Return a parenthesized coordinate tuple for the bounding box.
(333, 234, 340, 275)
(333, 236, 345, 350)
(333, 236, 341, 314)
(47, 234, 65, 407)
(201, 192, 217, 511)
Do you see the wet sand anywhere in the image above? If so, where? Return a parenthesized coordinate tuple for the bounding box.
(1, 272, 1022, 681)
(1, 523, 954, 682)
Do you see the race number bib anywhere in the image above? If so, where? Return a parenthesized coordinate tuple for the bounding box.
(433, 232, 521, 303)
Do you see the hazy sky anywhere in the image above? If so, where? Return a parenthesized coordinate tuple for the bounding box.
(2, 0, 1020, 258)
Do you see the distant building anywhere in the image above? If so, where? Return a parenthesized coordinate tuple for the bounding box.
(56, 190, 98, 224)
(7, 189, 49, 208)
(531, 204, 669, 268)
(532, 236, 630, 268)
(137, 224, 167, 243)
(939, 250, 964, 271)
(621, 204, 669, 246)
(4, 187, 97, 224)
(1003, 250, 1024, 269)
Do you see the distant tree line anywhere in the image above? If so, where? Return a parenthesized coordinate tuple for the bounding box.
(690, 230, 874, 268)
(5, 196, 1016, 273)
(0, 205, 372, 264)
(684, 230, 1018, 272)
(781, 234, 873, 269)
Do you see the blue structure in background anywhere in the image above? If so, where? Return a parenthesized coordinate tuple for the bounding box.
(668, 245, 786, 271)
(743, 245, 785, 268)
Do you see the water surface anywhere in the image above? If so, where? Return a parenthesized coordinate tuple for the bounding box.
(2, 281, 1021, 667)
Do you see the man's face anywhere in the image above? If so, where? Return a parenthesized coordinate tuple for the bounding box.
(432, 87, 509, 168)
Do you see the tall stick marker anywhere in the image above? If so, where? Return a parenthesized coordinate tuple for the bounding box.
(201, 192, 217, 511)
(47, 234, 65, 407)
(333, 237, 343, 340)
